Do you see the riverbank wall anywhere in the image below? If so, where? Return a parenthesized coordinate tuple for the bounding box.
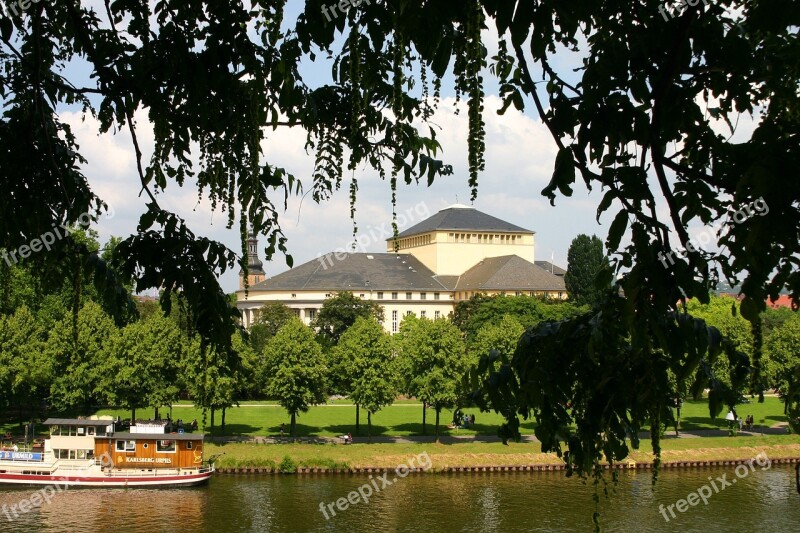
(214, 456, 800, 475)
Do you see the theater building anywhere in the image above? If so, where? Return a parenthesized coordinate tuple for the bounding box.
(236, 204, 566, 333)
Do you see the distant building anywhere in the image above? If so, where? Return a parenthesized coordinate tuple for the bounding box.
(236, 204, 567, 333)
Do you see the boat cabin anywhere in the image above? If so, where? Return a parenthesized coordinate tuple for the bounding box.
(43, 418, 114, 461)
(93, 421, 205, 470)
(40, 418, 205, 470)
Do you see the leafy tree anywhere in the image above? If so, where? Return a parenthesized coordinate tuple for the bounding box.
(396, 316, 468, 441)
(564, 234, 608, 306)
(100, 311, 183, 421)
(331, 316, 396, 437)
(0, 306, 51, 420)
(47, 301, 118, 411)
(248, 302, 295, 353)
(765, 314, 800, 397)
(262, 319, 327, 436)
(312, 291, 384, 346)
(468, 315, 524, 362)
(452, 294, 585, 341)
(683, 296, 754, 391)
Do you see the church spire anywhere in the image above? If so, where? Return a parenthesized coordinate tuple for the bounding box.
(239, 231, 265, 289)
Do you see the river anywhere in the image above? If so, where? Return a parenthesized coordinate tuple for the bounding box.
(1, 465, 798, 532)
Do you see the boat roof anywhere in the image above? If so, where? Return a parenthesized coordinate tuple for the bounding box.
(43, 418, 114, 426)
(95, 432, 206, 441)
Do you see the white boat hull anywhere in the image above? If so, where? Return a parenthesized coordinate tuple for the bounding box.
(0, 465, 213, 487)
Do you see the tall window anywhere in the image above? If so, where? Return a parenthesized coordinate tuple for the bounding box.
(434, 293, 440, 300)
(420, 292, 426, 300)
(406, 310, 413, 316)
(392, 311, 398, 333)
(377, 292, 384, 300)
(308, 309, 316, 321)
(406, 292, 412, 300)
(420, 310, 426, 318)
(435, 311, 441, 319)
(392, 292, 398, 300)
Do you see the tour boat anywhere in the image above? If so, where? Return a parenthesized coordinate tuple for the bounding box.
(0, 417, 214, 487)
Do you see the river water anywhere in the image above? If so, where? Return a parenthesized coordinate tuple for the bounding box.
(1, 466, 798, 532)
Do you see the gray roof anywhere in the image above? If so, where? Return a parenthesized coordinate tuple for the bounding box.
(44, 418, 114, 427)
(534, 261, 566, 277)
(96, 432, 205, 441)
(250, 253, 449, 291)
(396, 205, 532, 238)
(455, 256, 567, 291)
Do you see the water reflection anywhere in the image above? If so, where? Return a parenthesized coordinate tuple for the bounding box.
(1, 466, 798, 532)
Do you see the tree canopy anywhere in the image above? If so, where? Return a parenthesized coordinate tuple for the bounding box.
(564, 234, 608, 306)
(311, 291, 384, 345)
(262, 318, 327, 436)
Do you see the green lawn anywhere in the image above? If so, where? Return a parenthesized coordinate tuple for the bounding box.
(85, 395, 788, 438)
(2, 395, 788, 439)
(208, 434, 800, 469)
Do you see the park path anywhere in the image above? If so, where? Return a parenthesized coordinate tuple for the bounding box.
(209, 425, 791, 445)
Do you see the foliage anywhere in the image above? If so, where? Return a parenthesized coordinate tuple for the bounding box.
(331, 316, 397, 436)
(765, 314, 800, 398)
(452, 294, 586, 341)
(564, 234, 608, 306)
(262, 318, 327, 436)
(47, 301, 118, 411)
(312, 291, 384, 345)
(396, 316, 469, 439)
(0, 306, 50, 416)
(100, 310, 183, 418)
(469, 295, 749, 484)
(468, 314, 525, 363)
(249, 301, 295, 353)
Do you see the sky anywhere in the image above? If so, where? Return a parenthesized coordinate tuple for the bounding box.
(60, 1, 757, 294)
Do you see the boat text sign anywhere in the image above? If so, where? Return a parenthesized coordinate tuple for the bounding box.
(0, 451, 43, 461)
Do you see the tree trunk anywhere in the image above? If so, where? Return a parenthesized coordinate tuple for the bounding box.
(211, 408, 215, 431)
(154, 407, 160, 420)
(131, 408, 136, 423)
(221, 407, 226, 435)
(290, 412, 296, 437)
(367, 411, 372, 441)
(355, 404, 360, 435)
(435, 406, 440, 443)
(422, 402, 427, 435)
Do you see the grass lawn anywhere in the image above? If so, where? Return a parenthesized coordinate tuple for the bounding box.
(208, 434, 800, 470)
(2, 395, 789, 439)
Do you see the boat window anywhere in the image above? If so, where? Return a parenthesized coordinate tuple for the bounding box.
(157, 440, 176, 453)
(77, 450, 86, 460)
(186, 442, 193, 450)
(87, 427, 95, 436)
(116, 440, 136, 452)
(77, 427, 85, 435)
(50, 426, 60, 436)
(96, 426, 107, 436)
(68, 450, 77, 460)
